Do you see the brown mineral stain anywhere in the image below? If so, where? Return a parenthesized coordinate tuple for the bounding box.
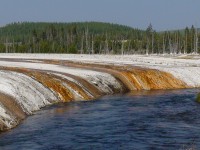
(43, 70, 103, 98)
(53, 60, 188, 91)
(0, 67, 102, 102)
(0, 59, 191, 132)
(29, 72, 74, 102)
(0, 93, 26, 131)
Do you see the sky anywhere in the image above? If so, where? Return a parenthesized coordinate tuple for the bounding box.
(0, 0, 199, 31)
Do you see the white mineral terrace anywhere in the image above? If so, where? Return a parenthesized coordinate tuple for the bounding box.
(0, 53, 199, 131)
(0, 54, 200, 87)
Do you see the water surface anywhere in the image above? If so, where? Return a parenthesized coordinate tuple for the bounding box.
(0, 89, 200, 150)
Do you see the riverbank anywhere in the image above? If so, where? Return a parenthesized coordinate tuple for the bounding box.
(0, 54, 199, 131)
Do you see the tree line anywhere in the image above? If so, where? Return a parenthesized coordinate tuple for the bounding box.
(0, 22, 199, 54)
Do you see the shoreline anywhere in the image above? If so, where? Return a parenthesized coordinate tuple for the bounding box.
(0, 54, 199, 132)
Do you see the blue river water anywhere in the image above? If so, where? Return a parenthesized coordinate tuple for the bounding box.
(0, 89, 200, 150)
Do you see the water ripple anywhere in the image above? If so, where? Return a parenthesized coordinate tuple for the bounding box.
(0, 89, 200, 150)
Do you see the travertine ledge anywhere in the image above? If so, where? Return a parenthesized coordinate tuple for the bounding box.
(0, 54, 199, 131)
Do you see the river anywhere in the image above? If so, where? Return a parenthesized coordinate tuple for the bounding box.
(0, 89, 200, 150)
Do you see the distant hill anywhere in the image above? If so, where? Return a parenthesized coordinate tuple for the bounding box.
(0, 22, 198, 54)
(0, 22, 145, 54)
(0, 22, 141, 41)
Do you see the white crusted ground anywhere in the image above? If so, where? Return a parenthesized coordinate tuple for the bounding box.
(0, 60, 122, 94)
(0, 103, 15, 129)
(0, 54, 200, 87)
(0, 71, 57, 114)
(0, 54, 200, 130)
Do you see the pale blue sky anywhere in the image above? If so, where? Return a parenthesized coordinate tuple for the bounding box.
(0, 0, 199, 30)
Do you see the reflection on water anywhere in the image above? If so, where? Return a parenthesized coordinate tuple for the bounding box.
(0, 89, 200, 150)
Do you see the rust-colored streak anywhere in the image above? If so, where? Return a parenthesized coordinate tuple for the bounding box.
(60, 62, 132, 92)
(49, 71, 103, 98)
(0, 67, 74, 102)
(121, 72, 141, 90)
(46, 73, 93, 100)
(54, 60, 188, 91)
(0, 67, 102, 102)
(129, 69, 188, 90)
(0, 94, 26, 119)
(29, 72, 74, 102)
(0, 93, 26, 131)
(0, 59, 189, 93)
